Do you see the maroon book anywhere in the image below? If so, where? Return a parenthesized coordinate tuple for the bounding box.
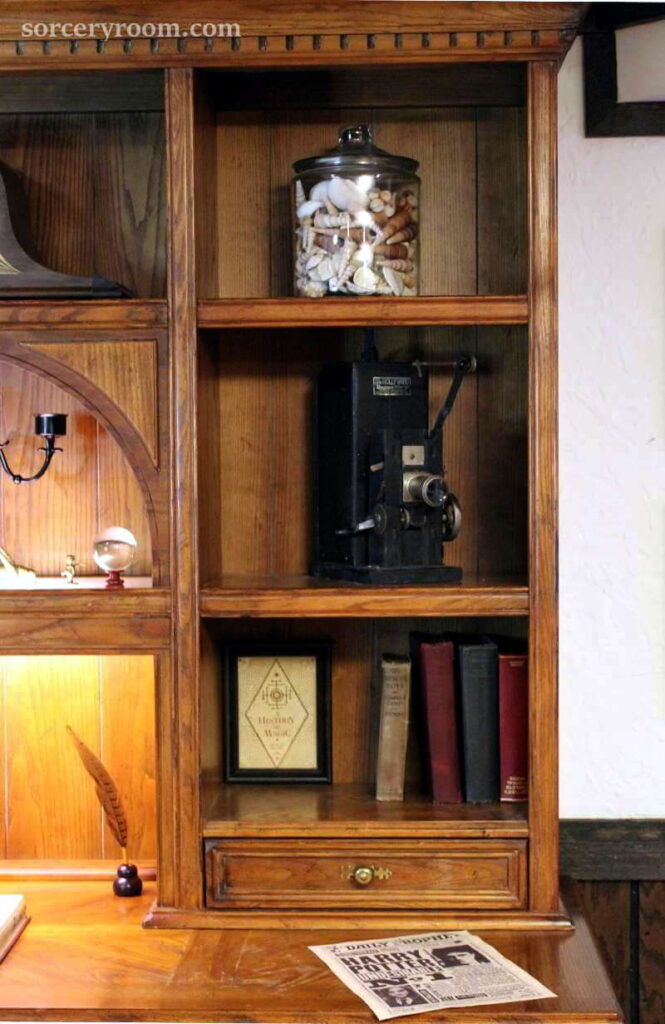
(419, 640, 462, 804)
(499, 652, 529, 802)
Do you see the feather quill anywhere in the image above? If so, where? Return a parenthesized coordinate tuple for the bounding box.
(66, 725, 128, 855)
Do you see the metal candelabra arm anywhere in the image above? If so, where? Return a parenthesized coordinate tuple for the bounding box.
(0, 413, 67, 484)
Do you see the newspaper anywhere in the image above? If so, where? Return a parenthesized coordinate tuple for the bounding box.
(309, 930, 556, 1020)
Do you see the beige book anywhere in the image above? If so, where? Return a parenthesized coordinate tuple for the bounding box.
(375, 655, 411, 801)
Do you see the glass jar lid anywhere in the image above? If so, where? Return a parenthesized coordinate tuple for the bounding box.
(293, 124, 419, 176)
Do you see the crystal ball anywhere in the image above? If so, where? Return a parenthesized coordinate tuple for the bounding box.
(93, 527, 137, 573)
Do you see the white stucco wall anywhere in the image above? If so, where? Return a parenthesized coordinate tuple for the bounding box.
(558, 39, 665, 816)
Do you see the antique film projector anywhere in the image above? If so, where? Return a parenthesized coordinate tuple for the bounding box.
(313, 334, 474, 584)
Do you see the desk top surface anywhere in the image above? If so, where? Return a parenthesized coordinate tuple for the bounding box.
(0, 880, 622, 1023)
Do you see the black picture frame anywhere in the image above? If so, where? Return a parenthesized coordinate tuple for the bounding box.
(583, 4, 665, 137)
(224, 642, 332, 783)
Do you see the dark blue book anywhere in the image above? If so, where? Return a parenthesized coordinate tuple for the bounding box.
(455, 635, 499, 803)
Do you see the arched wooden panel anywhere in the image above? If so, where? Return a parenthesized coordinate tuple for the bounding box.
(25, 340, 159, 466)
(0, 360, 152, 577)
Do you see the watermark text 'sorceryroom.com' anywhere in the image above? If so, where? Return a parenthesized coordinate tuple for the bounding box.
(21, 21, 241, 41)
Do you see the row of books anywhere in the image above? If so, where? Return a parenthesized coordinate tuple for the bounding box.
(376, 634, 528, 804)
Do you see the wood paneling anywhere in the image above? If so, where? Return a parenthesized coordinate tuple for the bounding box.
(561, 820, 665, 880)
(0, 361, 152, 577)
(27, 340, 160, 464)
(0, 110, 165, 298)
(0, 654, 156, 861)
(100, 655, 156, 860)
(572, 880, 633, 1016)
(640, 882, 665, 1024)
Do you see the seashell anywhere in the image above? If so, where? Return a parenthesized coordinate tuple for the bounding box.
(297, 199, 324, 220)
(301, 278, 328, 297)
(403, 275, 416, 289)
(369, 198, 385, 213)
(383, 204, 396, 218)
(384, 224, 418, 245)
(295, 180, 306, 206)
(313, 256, 334, 282)
(304, 226, 316, 252)
(324, 198, 337, 215)
(353, 264, 379, 291)
(398, 189, 418, 209)
(382, 267, 404, 296)
(328, 175, 369, 213)
(314, 210, 352, 229)
(375, 280, 393, 295)
(314, 232, 344, 254)
(305, 252, 325, 272)
(373, 243, 409, 259)
(309, 180, 330, 202)
(405, 242, 416, 258)
(368, 188, 380, 200)
(376, 258, 414, 273)
(384, 210, 412, 235)
(379, 190, 393, 203)
(371, 211, 388, 227)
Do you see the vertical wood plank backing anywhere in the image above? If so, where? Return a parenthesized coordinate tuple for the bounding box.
(215, 107, 477, 298)
(93, 112, 167, 298)
(0, 114, 94, 277)
(97, 424, 152, 576)
(153, 651, 175, 906)
(640, 882, 665, 1024)
(100, 655, 156, 861)
(197, 338, 223, 587)
(0, 360, 152, 578)
(0, 112, 165, 298)
(216, 112, 272, 298)
(572, 880, 632, 1019)
(199, 623, 223, 779)
(377, 108, 477, 296)
(0, 659, 6, 858)
(4, 655, 101, 859)
(0, 361, 99, 577)
(527, 61, 559, 913)
(477, 107, 528, 295)
(194, 79, 219, 299)
(165, 67, 201, 908)
(477, 327, 529, 577)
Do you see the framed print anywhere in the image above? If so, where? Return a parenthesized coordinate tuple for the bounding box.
(224, 642, 332, 783)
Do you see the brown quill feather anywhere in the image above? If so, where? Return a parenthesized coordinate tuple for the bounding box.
(66, 725, 128, 851)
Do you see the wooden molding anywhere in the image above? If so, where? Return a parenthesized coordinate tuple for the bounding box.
(560, 820, 665, 880)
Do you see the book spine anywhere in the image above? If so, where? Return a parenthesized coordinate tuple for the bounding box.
(419, 642, 462, 804)
(375, 656, 410, 801)
(458, 643, 499, 803)
(499, 654, 529, 801)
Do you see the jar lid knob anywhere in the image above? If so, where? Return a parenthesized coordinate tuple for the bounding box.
(339, 124, 372, 146)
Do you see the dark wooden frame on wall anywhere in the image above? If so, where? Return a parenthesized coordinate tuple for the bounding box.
(583, 3, 665, 136)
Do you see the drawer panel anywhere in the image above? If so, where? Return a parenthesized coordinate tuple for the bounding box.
(205, 839, 527, 910)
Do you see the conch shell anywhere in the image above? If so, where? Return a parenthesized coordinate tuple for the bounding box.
(328, 176, 369, 213)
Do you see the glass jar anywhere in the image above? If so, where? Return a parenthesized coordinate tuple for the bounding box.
(292, 125, 420, 298)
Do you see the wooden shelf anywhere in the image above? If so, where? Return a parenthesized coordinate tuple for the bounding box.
(200, 575, 528, 618)
(0, 299, 167, 331)
(202, 782, 528, 840)
(0, 589, 170, 652)
(197, 296, 529, 330)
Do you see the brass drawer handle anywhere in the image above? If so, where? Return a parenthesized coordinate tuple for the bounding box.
(341, 864, 393, 886)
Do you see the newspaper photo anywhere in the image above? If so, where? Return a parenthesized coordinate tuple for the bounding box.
(309, 930, 556, 1020)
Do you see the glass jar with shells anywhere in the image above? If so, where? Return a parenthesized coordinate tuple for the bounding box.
(293, 125, 420, 298)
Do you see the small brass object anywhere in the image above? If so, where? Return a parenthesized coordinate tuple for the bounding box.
(341, 864, 393, 885)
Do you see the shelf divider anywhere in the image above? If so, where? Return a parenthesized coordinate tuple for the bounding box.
(197, 295, 528, 329)
(200, 575, 528, 618)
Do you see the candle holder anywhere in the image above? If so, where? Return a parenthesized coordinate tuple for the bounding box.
(93, 527, 137, 589)
(0, 413, 67, 484)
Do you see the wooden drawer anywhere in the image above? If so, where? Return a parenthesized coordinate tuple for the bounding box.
(205, 839, 527, 910)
